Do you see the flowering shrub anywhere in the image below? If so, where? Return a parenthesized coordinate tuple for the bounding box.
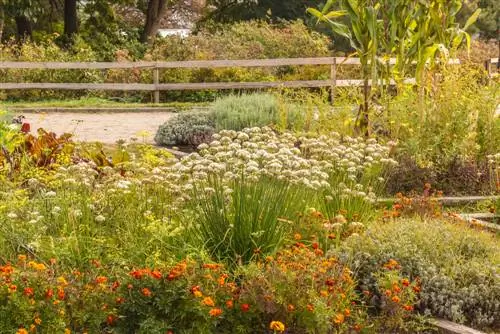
(176, 127, 394, 263)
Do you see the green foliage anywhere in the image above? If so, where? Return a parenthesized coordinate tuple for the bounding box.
(213, 94, 279, 131)
(154, 111, 215, 146)
(191, 175, 306, 265)
(335, 218, 500, 329)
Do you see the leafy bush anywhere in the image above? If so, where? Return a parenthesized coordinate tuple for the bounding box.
(154, 111, 215, 146)
(334, 218, 500, 330)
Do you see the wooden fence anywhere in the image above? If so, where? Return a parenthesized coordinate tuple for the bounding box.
(485, 57, 499, 78)
(0, 57, 461, 103)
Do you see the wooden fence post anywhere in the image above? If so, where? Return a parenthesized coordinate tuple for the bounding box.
(330, 57, 337, 104)
(153, 64, 160, 104)
(484, 59, 492, 83)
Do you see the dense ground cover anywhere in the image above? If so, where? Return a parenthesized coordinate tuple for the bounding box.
(1, 117, 499, 333)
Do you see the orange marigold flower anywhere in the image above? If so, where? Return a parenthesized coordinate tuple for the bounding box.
(306, 304, 314, 312)
(23, 287, 34, 297)
(385, 289, 392, 296)
(287, 304, 295, 312)
(141, 288, 152, 297)
(218, 274, 228, 286)
(209, 308, 223, 317)
(193, 291, 203, 298)
(95, 276, 107, 284)
(116, 297, 125, 304)
(8, 284, 17, 293)
(16, 329, 28, 334)
(344, 308, 351, 317)
(333, 313, 345, 324)
(294, 233, 302, 240)
(226, 299, 234, 309)
(328, 233, 336, 239)
(18, 255, 27, 262)
(34, 318, 42, 325)
(401, 278, 410, 287)
(269, 321, 285, 332)
(202, 297, 215, 307)
(265, 256, 273, 262)
(240, 303, 250, 312)
(413, 286, 421, 293)
(393, 285, 401, 293)
(45, 288, 53, 299)
(391, 296, 401, 303)
(202, 263, 221, 270)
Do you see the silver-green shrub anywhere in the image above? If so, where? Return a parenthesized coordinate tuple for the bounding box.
(334, 219, 500, 329)
(154, 111, 215, 146)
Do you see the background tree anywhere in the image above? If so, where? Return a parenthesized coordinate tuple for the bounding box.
(63, 0, 78, 37)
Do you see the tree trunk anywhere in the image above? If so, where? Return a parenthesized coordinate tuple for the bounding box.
(141, 0, 169, 45)
(0, 4, 4, 42)
(15, 15, 32, 40)
(64, 0, 78, 37)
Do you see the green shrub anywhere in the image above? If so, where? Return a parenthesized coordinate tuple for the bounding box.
(212, 93, 279, 131)
(334, 218, 500, 329)
(154, 111, 215, 146)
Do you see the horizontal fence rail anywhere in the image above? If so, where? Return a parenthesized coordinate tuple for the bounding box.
(0, 57, 460, 103)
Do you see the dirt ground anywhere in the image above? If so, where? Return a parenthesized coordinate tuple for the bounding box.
(22, 112, 174, 144)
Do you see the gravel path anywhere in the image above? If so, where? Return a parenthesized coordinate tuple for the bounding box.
(22, 112, 174, 144)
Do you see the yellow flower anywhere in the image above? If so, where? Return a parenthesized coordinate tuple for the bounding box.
(57, 276, 68, 286)
(64, 329, 71, 334)
(269, 321, 285, 332)
(34, 318, 42, 325)
(193, 290, 203, 298)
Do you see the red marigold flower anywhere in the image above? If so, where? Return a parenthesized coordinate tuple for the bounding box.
(45, 288, 54, 299)
(226, 299, 234, 309)
(8, 285, 17, 293)
(150, 270, 162, 280)
(23, 287, 34, 297)
(403, 304, 414, 311)
(287, 304, 295, 312)
(401, 278, 410, 287)
(115, 297, 125, 304)
(311, 242, 319, 249)
(111, 281, 120, 291)
(106, 314, 116, 326)
(141, 288, 152, 297)
(413, 286, 421, 293)
(57, 288, 65, 300)
(209, 308, 223, 317)
(240, 303, 250, 312)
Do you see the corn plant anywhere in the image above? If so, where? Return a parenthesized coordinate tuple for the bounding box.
(308, 0, 481, 135)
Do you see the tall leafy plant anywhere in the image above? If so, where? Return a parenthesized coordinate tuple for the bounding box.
(308, 0, 481, 135)
(308, 0, 379, 137)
